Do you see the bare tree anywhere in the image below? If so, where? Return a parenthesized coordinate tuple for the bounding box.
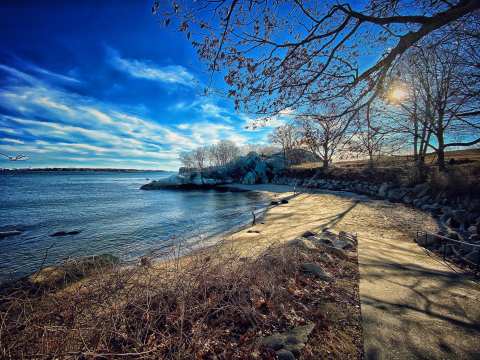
(179, 150, 195, 169)
(391, 41, 480, 170)
(298, 115, 347, 170)
(179, 146, 210, 171)
(268, 124, 300, 165)
(350, 102, 399, 166)
(192, 146, 208, 171)
(155, 0, 480, 121)
(208, 140, 240, 167)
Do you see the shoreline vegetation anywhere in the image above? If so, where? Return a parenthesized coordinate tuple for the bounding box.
(0, 185, 365, 358)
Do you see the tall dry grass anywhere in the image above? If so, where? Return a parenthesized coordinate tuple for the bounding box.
(0, 236, 359, 359)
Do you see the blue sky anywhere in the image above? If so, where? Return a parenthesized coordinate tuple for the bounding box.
(0, 0, 284, 170)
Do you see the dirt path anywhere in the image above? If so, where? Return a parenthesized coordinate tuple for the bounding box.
(225, 185, 480, 359)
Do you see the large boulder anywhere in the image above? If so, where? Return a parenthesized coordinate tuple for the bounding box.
(386, 187, 408, 202)
(300, 262, 332, 281)
(254, 161, 268, 183)
(378, 182, 390, 197)
(413, 183, 430, 198)
(140, 174, 223, 190)
(241, 171, 257, 184)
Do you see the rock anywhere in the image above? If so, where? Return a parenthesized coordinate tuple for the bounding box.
(276, 349, 295, 360)
(280, 199, 289, 204)
(271, 200, 280, 205)
(50, 230, 81, 237)
(387, 188, 407, 202)
(242, 171, 257, 185)
(468, 234, 479, 243)
(416, 232, 439, 246)
(288, 238, 317, 251)
(464, 249, 480, 264)
(141, 174, 223, 190)
(283, 323, 315, 356)
(402, 195, 413, 204)
(447, 231, 460, 240)
(0, 230, 22, 238)
(445, 217, 460, 229)
(300, 262, 332, 281)
(413, 183, 430, 198)
(254, 161, 268, 183)
(261, 334, 284, 351)
(440, 243, 453, 256)
(378, 182, 390, 197)
(332, 238, 354, 250)
(301, 230, 316, 238)
(260, 323, 315, 357)
(414, 195, 431, 208)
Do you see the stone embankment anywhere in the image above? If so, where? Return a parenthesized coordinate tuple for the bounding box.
(272, 175, 480, 265)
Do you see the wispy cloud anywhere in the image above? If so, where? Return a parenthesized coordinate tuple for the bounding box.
(108, 48, 196, 87)
(0, 64, 202, 169)
(0, 59, 265, 169)
(243, 108, 295, 131)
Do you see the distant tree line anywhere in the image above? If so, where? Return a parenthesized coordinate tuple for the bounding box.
(179, 140, 278, 170)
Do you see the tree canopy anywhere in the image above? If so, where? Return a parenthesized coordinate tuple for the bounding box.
(155, 0, 480, 120)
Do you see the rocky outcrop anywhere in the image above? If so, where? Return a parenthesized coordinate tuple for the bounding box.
(50, 230, 81, 237)
(142, 152, 287, 190)
(0, 230, 22, 239)
(141, 173, 228, 190)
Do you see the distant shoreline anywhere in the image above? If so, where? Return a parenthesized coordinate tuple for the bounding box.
(0, 168, 169, 173)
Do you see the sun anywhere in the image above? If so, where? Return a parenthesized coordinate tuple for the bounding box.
(388, 85, 408, 104)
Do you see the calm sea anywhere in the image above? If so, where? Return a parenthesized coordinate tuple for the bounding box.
(0, 171, 269, 282)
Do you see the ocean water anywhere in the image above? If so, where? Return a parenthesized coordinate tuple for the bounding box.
(0, 171, 269, 282)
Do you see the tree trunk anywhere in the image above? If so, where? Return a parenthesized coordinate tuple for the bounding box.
(322, 143, 329, 169)
(322, 158, 329, 169)
(436, 112, 446, 171)
(413, 105, 419, 163)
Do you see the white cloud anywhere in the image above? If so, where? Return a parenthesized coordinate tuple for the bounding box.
(0, 127, 20, 135)
(243, 108, 295, 131)
(1, 138, 24, 144)
(0, 61, 263, 170)
(108, 48, 196, 86)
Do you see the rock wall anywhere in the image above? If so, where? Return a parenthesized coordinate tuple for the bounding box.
(271, 175, 480, 247)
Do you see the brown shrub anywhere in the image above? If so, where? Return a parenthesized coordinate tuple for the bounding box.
(0, 240, 362, 359)
(428, 165, 480, 199)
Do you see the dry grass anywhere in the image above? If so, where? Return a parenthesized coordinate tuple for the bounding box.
(288, 149, 480, 196)
(0, 234, 362, 359)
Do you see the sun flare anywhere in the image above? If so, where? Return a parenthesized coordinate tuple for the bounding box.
(388, 85, 408, 104)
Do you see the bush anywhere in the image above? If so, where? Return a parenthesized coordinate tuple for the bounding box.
(428, 165, 480, 199)
(0, 239, 361, 359)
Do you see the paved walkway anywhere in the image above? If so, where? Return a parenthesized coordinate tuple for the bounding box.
(354, 206, 480, 359)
